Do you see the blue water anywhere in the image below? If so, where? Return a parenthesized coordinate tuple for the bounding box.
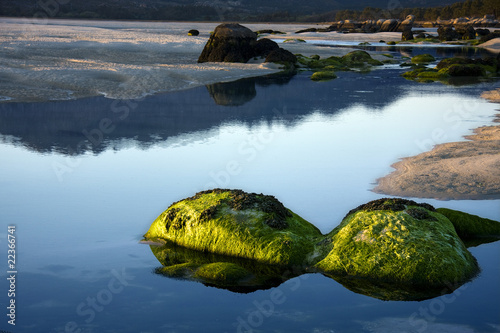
(1, 65, 499, 332)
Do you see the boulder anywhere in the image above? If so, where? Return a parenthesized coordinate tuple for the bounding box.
(254, 38, 280, 58)
(314, 198, 480, 289)
(188, 29, 199, 36)
(198, 23, 258, 63)
(401, 28, 414, 41)
(145, 191, 500, 299)
(438, 26, 459, 41)
(380, 19, 399, 32)
(144, 189, 322, 266)
(398, 15, 415, 32)
(411, 54, 435, 64)
(264, 48, 297, 64)
(456, 25, 476, 40)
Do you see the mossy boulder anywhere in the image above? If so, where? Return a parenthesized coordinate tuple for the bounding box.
(314, 198, 479, 289)
(402, 56, 499, 83)
(145, 192, 498, 299)
(144, 189, 322, 266)
(341, 50, 384, 67)
(437, 208, 500, 240)
(411, 54, 436, 64)
(311, 71, 337, 81)
(297, 51, 383, 81)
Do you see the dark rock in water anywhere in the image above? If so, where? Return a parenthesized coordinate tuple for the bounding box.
(188, 29, 199, 36)
(255, 29, 285, 35)
(265, 48, 297, 64)
(402, 28, 414, 41)
(438, 26, 459, 41)
(479, 31, 500, 43)
(456, 25, 475, 40)
(446, 64, 485, 76)
(295, 27, 318, 34)
(254, 38, 280, 58)
(198, 23, 258, 63)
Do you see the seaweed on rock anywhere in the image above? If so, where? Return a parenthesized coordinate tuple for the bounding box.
(144, 190, 500, 300)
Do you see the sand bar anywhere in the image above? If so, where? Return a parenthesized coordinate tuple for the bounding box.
(374, 88, 500, 200)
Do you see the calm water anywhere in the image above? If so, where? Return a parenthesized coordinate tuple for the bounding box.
(1, 63, 499, 332)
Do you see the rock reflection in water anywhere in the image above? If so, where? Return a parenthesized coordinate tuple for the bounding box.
(149, 242, 471, 301)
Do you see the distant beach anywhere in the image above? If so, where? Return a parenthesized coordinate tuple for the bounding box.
(374, 88, 500, 200)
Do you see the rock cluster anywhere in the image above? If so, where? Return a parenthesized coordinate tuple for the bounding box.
(297, 15, 415, 34)
(144, 189, 500, 300)
(198, 23, 295, 65)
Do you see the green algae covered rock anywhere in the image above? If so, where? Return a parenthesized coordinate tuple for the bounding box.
(144, 189, 322, 266)
(297, 51, 383, 81)
(411, 54, 436, 64)
(311, 71, 337, 81)
(437, 208, 500, 240)
(341, 50, 384, 67)
(402, 56, 499, 83)
(314, 198, 479, 288)
(145, 192, 497, 299)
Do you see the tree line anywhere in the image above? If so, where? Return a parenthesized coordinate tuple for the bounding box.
(0, 0, 497, 22)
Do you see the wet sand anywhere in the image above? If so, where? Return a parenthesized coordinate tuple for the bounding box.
(374, 88, 500, 200)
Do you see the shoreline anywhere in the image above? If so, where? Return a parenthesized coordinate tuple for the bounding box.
(374, 88, 500, 200)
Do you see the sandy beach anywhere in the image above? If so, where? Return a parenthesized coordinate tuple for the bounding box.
(0, 18, 402, 102)
(374, 88, 500, 200)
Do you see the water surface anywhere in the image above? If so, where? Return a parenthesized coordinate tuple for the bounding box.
(1, 65, 499, 332)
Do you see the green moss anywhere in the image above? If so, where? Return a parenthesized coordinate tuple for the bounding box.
(283, 38, 306, 43)
(145, 193, 496, 299)
(386, 41, 396, 45)
(437, 208, 500, 240)
(399, 37, 440, 44)
(382, 54, 394, 58)
(315, 207, 479, 288)
(341, 50, 384, 67)
(144, 189, 322, 266)
(411, 54, 436, 64)
(311, 71, 337, 81)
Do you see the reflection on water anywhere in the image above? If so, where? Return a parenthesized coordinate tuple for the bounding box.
(0, 68, 493, 156)
(149, 237, 492, 302)
(1, 65, 500, 332)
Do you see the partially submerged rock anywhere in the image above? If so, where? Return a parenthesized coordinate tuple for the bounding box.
(402, 56, 499, 83)
(144, 189, 322, 266)
(437, 208, 500, 241)
(198, 23, 258, 63)
(314, 198, 479, 290)
(197, 23, 295, 65)
(297, 51, 383, 81)
(144, 191, 499, 299)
